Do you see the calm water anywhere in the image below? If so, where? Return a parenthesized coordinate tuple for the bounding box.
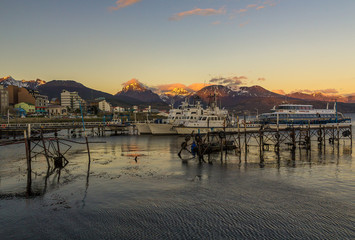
(0, 120, 354, 239)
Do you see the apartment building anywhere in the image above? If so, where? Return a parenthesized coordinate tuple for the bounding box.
(61, 90, 85, 111)
(0, 85, 9, 115)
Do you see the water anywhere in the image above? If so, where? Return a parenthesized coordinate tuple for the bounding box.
(0, 121, 354, 239)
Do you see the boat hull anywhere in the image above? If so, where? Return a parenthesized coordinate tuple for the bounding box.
(135, 123, 151, 135)
(175, 127, 241, 135)
(148, 123, 177, 135)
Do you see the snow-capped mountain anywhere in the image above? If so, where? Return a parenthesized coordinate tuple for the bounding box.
(286, 91, 350, 103)
(0, 76, 46, 89)
(115, 79, 164, 104)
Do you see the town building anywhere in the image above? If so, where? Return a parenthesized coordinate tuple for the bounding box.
(0, 85, 9, 115)
(98, 99, 112, 113)
(61, 90, 86, 112)
(28, 90, 48, 114)
(7, 85, 19, 106)
(113, 106, 125, 113)
(7, 86, 48, 114)
(50, 98, 61, 105)
(48, 105, 67, 116)
(14, 102, 36, 115)
(142, 106, 152, 113)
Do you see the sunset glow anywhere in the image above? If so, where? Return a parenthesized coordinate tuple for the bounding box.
(0, 0, 354, 95)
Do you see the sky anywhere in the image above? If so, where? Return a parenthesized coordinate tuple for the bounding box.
(1, 0, 355, 95)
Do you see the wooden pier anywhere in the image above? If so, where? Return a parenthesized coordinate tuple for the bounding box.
(178, 123, 353, 163)
(0, 121, 136, 139)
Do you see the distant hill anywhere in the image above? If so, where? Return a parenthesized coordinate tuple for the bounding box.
(286, 92, 349, 103)
(38, 80, 112, 100)
(38, 80, 133, 107)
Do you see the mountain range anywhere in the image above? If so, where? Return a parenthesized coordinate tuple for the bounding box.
(1, 76, 354, 113)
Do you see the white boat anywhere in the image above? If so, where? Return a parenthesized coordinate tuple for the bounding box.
(148, 121, 177, 135)
(135, 122, 152, 134)
(171, 95, 233, 135)
(258, 103, 351, 125)
(149, 99, 204, 135)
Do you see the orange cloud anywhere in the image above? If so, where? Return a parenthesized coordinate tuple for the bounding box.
(169, 7, 226, 21)
(256, 6, 265, 10)
(237, 9, 247, 13)
(258, 77, 266, 81)
(239, 20, 250, 27)
(109, 0, 141, 11)
(263, 0, 280, 7)
(247, 4, 257, 8)
(212, 21, 222, 25)
(188, 83, 211, 91)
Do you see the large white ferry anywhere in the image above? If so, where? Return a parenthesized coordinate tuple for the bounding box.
(258, 103, 351, 125)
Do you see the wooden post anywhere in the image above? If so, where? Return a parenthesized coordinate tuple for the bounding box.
(337, 123, 340, 146)
(244, 114, 247, 155)
(307, 120, 311, 150)
(237, 116, 241, 153)
(323, 126, 326, 149)
(41, 130, 50, 168)
(220, 137, 223, 162)
(292, 127, 296, 151)
(24, 130, 32, 197)
(259, 127, 263, 153)
(350, 125, 353, 147)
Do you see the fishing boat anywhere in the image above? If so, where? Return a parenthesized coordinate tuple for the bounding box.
(257, 103, 351, 125)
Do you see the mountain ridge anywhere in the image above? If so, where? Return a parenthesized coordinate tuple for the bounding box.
(1, 76, 354, 112)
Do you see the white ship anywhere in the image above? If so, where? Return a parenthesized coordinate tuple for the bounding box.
(169, 95, 232, 135)
(148, 99, 203, 135)
(258, 103, 351, 125)
(135, 122, 152, 134)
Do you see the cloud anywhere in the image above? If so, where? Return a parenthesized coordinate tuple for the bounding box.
(169, 7, 226, 21)
(237, 9, 247, 13)
(247, 4, 257, 8)
(239, 20, 250, 27)
(188, 83, 211, 91)
(257, 77, 266, 81)
(209, 76, 247, 88)
(316, 89, 339, 94)
(256, 6, 265, 10)
(109, 0, 141, 11)
(294, 88, 339, 95)
(263, 0, 279, 7)
(212, 21, 222, 25)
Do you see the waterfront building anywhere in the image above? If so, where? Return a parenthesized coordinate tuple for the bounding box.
(7, 85, 19, 106)
(61, 90, 86, 112)
(7, 85, 48, 114)
(0, 85, 9, 115)
(48, 104, 67, 116)
(98, 99, 112, 113)
(50, 98, 61, 105)
(28, 90, 48, 114)
(142, 106, 151, 113)
(14, 102, 35, 115)
(113, 106, 125, 113)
